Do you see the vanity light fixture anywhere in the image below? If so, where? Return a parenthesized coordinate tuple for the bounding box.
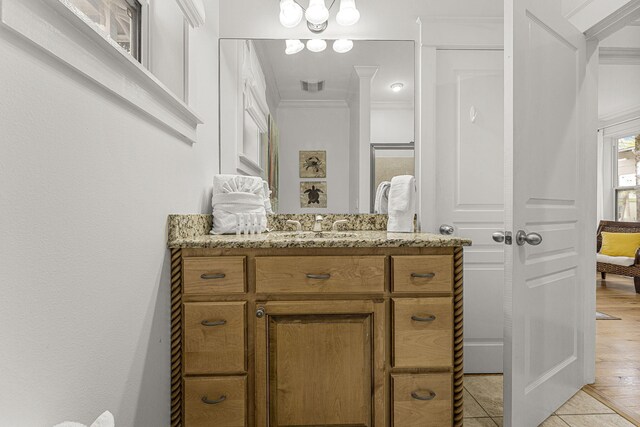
(332, 39, 353, 53)
(306, 0, 330, 25)
(306, 39, 327, 52)
(391, 82, 404, 92)
(285, 39, 305, 55)
(278, 0, 360, 34)
(279, 0, 303, 28)
(336, 0, 360, 26)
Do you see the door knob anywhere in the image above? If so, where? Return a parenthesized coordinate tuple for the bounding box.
(492, 232, 505, 243)
(439, 224, 454, 235)
(515, 230, 542, 246)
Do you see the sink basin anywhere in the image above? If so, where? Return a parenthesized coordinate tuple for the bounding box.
(270, 231, 358, 239)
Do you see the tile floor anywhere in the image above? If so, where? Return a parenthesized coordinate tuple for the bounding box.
(463, 375, 637, 427)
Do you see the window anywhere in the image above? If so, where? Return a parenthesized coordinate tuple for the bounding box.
(69, 0, 142, 61)
(615, 134, 640, 221)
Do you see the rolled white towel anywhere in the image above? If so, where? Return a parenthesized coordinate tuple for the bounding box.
(54, 411, 114, 427)
(374, 181, 391, 214)
(212, 174, 263, 196)
(387, 175, 416, 233)
(211, 192, 267, 234)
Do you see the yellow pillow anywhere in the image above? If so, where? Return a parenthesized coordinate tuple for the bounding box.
(600, 232, 640, 257)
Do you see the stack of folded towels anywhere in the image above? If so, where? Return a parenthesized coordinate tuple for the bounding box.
(386, 175, 416, 233)
(210, 174, 273, 234)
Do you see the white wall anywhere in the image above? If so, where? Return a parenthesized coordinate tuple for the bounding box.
(371, 106, 414, 143)
(0, 1, 220, 425)
(277, 103, 350, 213)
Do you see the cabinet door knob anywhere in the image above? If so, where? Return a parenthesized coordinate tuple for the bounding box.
(411, 272, 436, 279)
(201, 395, 226, 405)
(201, 320, 226, 327)
(256, 307, 265, 318)
(200, 273, 226, 280)
(411, 390, 436, 401)
(411, 314, 436, 322)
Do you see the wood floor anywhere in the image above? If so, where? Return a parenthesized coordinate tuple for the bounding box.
(585, 274, 640, 425)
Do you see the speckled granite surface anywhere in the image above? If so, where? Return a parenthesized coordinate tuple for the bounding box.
(167, 214, 471, 249)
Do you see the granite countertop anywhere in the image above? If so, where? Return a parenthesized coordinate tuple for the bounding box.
(167, 214, 472, 249)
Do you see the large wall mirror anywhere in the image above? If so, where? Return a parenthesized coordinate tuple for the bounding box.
(219, 39, 415, 213)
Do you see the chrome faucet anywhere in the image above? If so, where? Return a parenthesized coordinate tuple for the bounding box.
(285, 219, 302, 231)
(313, 214, 324, 232)
(331, 219, 349, 231)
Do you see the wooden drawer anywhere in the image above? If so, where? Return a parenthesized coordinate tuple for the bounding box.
(183, 257, 246, 294)
(255, 256, 385, 294)
(184, 376, 246, 427)
(392, 255, 453, 293)
(393, 298, 453, 368)
(392, 373, 452, 427)
(184, 302, 246, 374)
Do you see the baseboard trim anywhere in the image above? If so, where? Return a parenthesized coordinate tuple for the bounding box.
(464, 342, 504, 374)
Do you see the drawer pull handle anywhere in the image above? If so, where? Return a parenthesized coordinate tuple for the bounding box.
(200, 273, 226, 280)
(201, 395, 226, 405)
(306, 273, 331, 280)
(411, 390, 437, 401)
(201, 320, 226, 327)
(411, 314, 436, 322)
(411, 272, 436, 279)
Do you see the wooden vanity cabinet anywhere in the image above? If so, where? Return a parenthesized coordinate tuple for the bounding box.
(170, 247, 463, 427)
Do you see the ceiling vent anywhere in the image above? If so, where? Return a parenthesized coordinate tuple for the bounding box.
(301, 80, 325, 93)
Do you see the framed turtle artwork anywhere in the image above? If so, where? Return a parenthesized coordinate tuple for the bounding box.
(299, 150, 326, 178)
(300, 181, 327, 208)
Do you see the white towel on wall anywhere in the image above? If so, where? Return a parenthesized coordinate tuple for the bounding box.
(387, 175, 416, 233)
(374, 181, 391, 214)
(54, 411, 114, 427)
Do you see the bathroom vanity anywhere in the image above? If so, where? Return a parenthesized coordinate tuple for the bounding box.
(168, 214, 470, 427)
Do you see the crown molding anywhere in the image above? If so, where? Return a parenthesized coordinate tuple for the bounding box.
(175, 0, 206, 28)
(599, 47, 640, 64)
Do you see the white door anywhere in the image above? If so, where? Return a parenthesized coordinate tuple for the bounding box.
(435, 50, 505, 373)
(504, 0, 596, 425)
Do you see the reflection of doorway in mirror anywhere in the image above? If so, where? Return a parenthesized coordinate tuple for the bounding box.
(299, 150, 327, 178)
(300, 182, 327, 208)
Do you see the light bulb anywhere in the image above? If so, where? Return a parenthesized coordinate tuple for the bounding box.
(391, 82, 404, 92)
(285, 39, 304, 55)
(332, 39, 353, 53)
(305, 0, 329, 25)
(306, 39, 327, 53)
(279, 0, 302, 28)
(336, 0, 360, 26)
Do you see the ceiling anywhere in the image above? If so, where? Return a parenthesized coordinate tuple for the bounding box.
(253, 39, 415, 105)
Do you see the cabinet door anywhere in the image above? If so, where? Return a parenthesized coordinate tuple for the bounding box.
(255, 300, 385, 427)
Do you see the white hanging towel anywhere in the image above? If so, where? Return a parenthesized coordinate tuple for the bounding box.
(211, 174, 267, 234)
(53, 411, 114, 427)
(374, 181, 391, 214)
(387, 175, 416, 233)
